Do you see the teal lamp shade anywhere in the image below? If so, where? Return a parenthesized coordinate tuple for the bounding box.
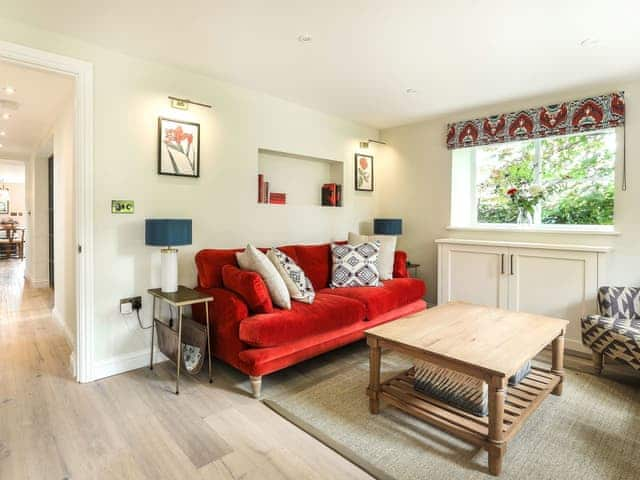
(145, 219, 192, 247)
(374, 218, 402, 235)
(145, 219, 192, 293)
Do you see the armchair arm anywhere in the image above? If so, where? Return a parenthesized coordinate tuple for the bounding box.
(393, 250, 408, 278)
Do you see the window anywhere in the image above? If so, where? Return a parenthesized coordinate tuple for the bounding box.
(450, 128, 617, 229)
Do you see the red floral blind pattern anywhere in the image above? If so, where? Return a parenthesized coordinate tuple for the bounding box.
(446, 92, 625, 150)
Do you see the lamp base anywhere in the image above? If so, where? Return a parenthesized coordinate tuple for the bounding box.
(161, 248, 179, 293)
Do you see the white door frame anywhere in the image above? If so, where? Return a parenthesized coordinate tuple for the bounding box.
(0, 40, 95, 383)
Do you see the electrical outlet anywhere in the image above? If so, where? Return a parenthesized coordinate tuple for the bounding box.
(120, 296, 142, 314)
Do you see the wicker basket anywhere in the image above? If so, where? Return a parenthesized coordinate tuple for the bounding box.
(155, 317, 208, 375)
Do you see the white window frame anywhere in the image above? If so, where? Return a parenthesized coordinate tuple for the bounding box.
(449, 127, 621, 235)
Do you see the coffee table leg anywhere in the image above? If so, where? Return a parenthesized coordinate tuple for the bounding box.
(488, 375, 507, 476)
(551, 330, 565, 396)
(367, 337, 381, 414)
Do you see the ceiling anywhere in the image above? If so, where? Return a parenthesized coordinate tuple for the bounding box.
(1, 1, 639, 129)
(0, 60, 74, 159)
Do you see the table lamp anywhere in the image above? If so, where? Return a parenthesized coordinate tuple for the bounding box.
(374, 218, 403, 235)
(145, 219, 192, 293)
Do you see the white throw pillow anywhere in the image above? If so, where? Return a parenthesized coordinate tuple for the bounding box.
(330, 242, 381, 288)
(236, 244, 291, 310)
(348, 232, 396, 280)
(267, 248, 315, 304)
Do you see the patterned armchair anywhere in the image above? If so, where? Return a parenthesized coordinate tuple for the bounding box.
(581, 287, 640, 373)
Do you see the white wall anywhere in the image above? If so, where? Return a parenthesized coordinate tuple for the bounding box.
(0, 17, 379, 373)
(0, 181, 25, 220)
(379, 81, 640, 305)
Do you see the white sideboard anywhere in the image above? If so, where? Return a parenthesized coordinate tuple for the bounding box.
(436, 238, 611, 353)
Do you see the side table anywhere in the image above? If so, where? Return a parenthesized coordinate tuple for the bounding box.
(148, 286, 213, 394)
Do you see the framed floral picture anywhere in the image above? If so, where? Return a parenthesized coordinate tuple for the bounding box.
(158, 117, 200, 177)
(355, 153, 374, 191)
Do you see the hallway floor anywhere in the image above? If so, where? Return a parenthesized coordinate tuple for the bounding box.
(0, 260, 371, 479)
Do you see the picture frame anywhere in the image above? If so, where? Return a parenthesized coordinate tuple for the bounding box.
(0, 200, 9, 214)
(355, 153, 374, 191)
(158, 117, 200, 177)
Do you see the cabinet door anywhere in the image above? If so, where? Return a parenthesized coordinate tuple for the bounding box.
(438, 243, 509, 308)
(507, 248, 598, 353)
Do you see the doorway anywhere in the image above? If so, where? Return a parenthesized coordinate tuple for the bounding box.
(0, 40, 94, 382)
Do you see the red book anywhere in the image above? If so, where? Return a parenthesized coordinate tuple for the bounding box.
(258, 174, 264, 203)
(269, 192, 286, 204)
(264, 182, 270, 203)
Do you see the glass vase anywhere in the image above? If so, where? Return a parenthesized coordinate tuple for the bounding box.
(517, 208, 533, 225)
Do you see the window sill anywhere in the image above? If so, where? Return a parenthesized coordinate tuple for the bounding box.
(446, 224, 620, 236)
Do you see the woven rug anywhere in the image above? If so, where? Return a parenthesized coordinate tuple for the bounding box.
(264, 349, 640, 480)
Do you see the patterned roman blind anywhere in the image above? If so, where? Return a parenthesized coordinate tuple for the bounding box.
(446, 92, 625, 150)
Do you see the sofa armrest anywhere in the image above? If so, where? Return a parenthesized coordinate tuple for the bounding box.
(393, 250, 409, 278)
(192, 287, 250, 368)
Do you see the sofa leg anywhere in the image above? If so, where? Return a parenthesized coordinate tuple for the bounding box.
(249, 376, 262, 398)
(592, 351, 604, 375)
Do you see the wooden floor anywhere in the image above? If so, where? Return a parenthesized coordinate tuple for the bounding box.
(0, 260, 372, 480)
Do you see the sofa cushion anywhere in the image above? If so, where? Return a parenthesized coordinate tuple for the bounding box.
(330, 242, 381, 288)
(238, 293, 366, 347)
(221, 264, 273, 314)
(236, 244, 291, 310)
(195, 248, 242, 288)
(348, 232, 396, 280)
(293, 243, 333, 290)
(320, 278, 426, 320)
(267, 248, 315, 304)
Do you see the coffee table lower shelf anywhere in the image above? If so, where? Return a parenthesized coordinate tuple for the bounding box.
(373, 367, 561, 449)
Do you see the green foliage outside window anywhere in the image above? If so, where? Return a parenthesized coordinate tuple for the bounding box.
(476, 130, 615, 225)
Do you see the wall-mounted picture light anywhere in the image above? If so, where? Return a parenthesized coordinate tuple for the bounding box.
(360, 139, 388, 149)
(168, 96, 213, 110)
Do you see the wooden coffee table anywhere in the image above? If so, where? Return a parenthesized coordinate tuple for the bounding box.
(365, 302, 568, 476)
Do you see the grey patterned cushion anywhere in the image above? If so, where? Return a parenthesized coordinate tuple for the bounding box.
(597, 287, 640, 319)
(414, 360, 532, 417)
(267, 248, 315, 304)
(330, 242, 381, 288)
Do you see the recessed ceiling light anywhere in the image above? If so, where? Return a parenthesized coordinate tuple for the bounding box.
(0, 144, 3, 148)
(1, 113, 10, 120)
(0, 131, 5, 136)
(579, 37, 600, 48)
(3, 86, 15, 95)
(405, 88, 418, 95)
(297, 34, 312, 43)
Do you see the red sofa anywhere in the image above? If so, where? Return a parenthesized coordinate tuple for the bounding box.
(192, 242, 427, 397)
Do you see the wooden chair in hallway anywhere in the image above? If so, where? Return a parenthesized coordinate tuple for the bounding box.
(0, 227, 25, 259)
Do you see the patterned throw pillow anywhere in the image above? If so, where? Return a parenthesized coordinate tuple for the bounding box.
(330, 242, 381, 288)
(267, 248, 315, 304)
(348, 232, 396, 280)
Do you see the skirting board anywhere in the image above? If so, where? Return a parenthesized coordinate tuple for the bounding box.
(93, 349, 168, 381)
(25, 274, 50, 289)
